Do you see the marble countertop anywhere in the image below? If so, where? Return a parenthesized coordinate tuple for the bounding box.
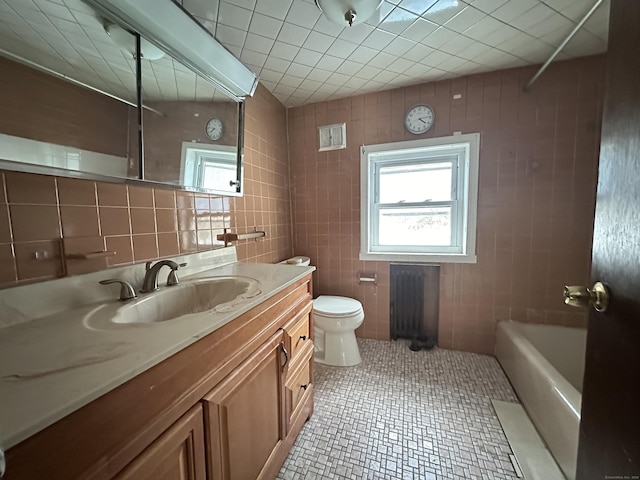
(0, 261, 314, 450)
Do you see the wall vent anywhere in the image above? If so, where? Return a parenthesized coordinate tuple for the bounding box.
(318, 123, 346, 151)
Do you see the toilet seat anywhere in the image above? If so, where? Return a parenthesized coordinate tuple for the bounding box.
(313, 296, 363, 318)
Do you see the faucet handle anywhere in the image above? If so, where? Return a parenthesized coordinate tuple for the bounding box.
(99, 279, 138, 301)
(167, 262, 187, 287)
(145, 261, 153, 271)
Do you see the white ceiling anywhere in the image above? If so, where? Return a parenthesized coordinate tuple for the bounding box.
(0, 0, 609, 108)
(179, 0, 609, 106)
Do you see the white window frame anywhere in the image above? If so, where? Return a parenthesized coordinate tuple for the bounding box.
(179, 142, 240, 195)
(360, 133, 480, 264)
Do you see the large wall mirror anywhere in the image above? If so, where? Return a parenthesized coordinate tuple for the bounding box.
(0, 0, 253, 196)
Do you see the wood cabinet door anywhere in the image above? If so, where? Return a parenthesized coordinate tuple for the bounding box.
(114, 404, 206, 480)
(203, 331, 286, 480)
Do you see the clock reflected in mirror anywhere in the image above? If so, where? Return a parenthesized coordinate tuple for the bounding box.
(206, 117, 224, 141)
(405, 105, 435, 134)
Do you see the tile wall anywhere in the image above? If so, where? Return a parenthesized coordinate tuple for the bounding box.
(0, 84, 293, 288)
(288, 56, 604, 354)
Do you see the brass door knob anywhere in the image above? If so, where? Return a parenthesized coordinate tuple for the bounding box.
(564, 282, 610, 312)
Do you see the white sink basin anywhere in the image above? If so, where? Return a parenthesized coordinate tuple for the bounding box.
(84, 276, 261, 329)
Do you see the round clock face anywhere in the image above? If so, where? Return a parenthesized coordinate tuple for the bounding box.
(405, 104, 435, 134)
(205, 118, 223, 141)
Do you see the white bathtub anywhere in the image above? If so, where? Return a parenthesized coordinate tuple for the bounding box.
(495, 320, 587, 480)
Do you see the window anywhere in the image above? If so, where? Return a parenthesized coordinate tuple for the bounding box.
(360, 133, 479, 263)
(180, 142, 240, 195)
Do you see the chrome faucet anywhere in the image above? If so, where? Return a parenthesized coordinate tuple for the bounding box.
(99, 279, 137, 301)
(140, 260, 186, 293)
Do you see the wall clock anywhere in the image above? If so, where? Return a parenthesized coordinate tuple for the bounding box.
(205, 117, 224, 141)
(404, 104, 435, 134)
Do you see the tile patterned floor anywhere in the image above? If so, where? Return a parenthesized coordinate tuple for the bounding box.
(278, 339, 520, 480)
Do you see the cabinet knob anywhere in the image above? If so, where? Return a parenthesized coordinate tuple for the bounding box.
(300, 384, 308, 390)
(299, 335, 307, 341)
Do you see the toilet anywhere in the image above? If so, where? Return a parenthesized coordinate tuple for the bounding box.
(281, 256, 364, 367)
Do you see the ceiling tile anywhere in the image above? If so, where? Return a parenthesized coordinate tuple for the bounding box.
(401, 17, 439, 41)
(218, 2, 252, 31)
(278, 73, 304, 88)
(271, 40, 300, 61)
(293, 48, 323, 67)
(422, 26, 459, 49)
(325, 71, 351, 86)
(244, 32, 275, 54)
(254, 0, 293, 21)
(383, 36, 416, 56)
(248, 12, 283, 39)
(338, 22, 374, 44)
(423, 0, 467, 25)
(386, 56, 414, 73)
(335, 59, 365, 75)
(315, 53, 344, 71)
(377, 7, 418, 35)
(240, 49, 267, 68)
(302, 30, 334, 53)
(354, 64, 383, 79)
(492, 0, 538, 23)
(286, 62, 313, 77)
(215, 24, 247, 48)
(403, 43, 435, 62)
(284, 0, 321, 29)
(306, 68, 333, 82)
(312, 14, 345, 36)
(180, 0, 218, 23)
(398, 0, 439, 16)
(277, 21, 311, 46)
(361, 28, 396, 49)
(258, 67, 284, 83)
(264, 54, 291, 73)
(325, 38, 358, 59)
(349, 44, 381, 64)
(470, 0, 509, 14)
(444, 6, 487, 33)
(367, 51, 397, 68)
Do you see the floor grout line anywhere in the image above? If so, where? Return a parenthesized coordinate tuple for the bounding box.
(278, 338, 521, 480)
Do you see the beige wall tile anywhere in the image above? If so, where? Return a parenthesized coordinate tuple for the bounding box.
(6, 171, 57, 205)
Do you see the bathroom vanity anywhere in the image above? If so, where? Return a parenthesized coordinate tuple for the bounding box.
(0, 250, 314, 479)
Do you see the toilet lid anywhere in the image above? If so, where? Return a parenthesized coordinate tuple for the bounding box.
(313, 296, 363, 317)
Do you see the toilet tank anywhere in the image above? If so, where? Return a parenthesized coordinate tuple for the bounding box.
(280, 256, 310, 266)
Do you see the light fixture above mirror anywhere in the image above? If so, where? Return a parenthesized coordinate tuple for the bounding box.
(83, 0, 258, 100)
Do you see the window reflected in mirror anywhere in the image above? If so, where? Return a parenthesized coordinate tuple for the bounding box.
(141, 55, 242, 195)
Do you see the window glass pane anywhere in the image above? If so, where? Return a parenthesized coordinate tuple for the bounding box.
(378, 206, 451, 246)
(378, 161, 453, 203)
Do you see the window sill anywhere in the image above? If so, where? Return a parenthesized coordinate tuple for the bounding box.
(359, 252, 477, 264)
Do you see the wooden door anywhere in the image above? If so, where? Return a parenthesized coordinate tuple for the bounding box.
(576, 1, 640, 477)
(114, 404, 206, 480)
(203, 331, 286, 480)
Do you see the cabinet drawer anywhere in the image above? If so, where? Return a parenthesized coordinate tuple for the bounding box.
(285, 346, 312, 431)
(287, 361, 310, 413)
(283, 304, 312, 364)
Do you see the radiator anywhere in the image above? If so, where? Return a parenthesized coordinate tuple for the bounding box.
(390, 264, 440, 342)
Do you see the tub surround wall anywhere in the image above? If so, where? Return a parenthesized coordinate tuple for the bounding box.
(288, 56, 604, 354)
(0, 83, 293, 288)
